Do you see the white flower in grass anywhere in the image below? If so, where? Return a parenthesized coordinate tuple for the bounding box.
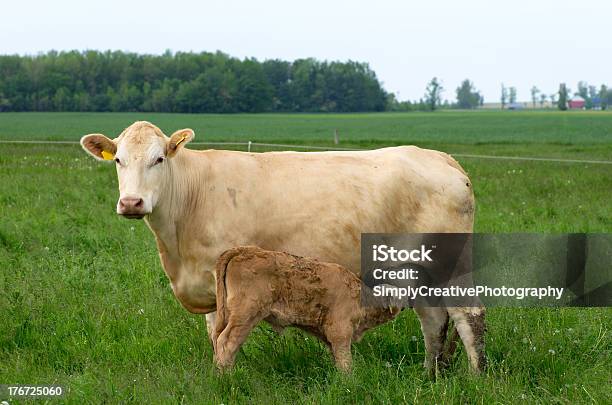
(531, 346, 536, 351)
(385, 361, 392, 368)
(138, 308, 145, 315)
(130, 226, 135, 232)
(411, 335, 418, 341)
(522, 337, 528, 344)
(553, 329, 560, 335)
(548, 349, 556, 355)
(567, 328, 574, 333)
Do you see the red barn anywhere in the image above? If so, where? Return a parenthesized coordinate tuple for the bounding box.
(568, 96, 585, 109)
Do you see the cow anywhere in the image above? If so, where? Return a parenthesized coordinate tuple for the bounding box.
(80, 120, 485, 373)
(213, 246, 401, 372)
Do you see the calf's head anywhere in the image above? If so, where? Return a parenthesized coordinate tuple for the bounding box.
(80, 121, 194, 219)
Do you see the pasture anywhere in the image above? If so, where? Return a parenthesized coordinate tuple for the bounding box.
(0, 111, 611, 403)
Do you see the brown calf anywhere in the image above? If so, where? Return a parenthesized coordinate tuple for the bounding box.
(213, 246, 400, 372)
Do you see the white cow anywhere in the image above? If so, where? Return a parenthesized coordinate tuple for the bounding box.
(81, 121, 485, 372)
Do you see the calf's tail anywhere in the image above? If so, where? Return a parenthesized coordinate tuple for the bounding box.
(215, 247, 247, 336)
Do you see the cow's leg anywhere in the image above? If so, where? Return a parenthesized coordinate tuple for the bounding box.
(447, 306, 486, 373)
(205, 312, 217, 344)
(215, 313, 263, 370)
(414, 306, 449, 373)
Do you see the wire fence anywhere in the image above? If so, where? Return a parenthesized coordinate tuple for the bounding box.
(1, 139, 611, 165)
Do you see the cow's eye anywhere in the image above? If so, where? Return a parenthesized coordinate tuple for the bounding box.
(114, 158, 121, 165)
(155, 156, 165, 165)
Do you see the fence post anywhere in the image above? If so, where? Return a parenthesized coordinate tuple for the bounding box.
(248, 141, 252, 152)
(334, 129, 339, 145)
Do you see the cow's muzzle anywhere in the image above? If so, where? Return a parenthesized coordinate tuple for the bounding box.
(117, 197, 147, 219)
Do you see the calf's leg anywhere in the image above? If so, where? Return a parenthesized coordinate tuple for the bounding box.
(325, 324, 354, 373)
(331, 338, 353, 373)
(215, 312, 263, 370)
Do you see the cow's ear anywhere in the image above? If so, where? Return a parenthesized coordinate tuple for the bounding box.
(80, 134, 117, 161)
(167, 128, 195, 157)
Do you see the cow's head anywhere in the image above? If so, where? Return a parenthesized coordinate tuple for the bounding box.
(80, 121, 194, 219)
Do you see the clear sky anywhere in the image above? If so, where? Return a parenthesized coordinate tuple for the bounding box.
(2, 0, 609, 103)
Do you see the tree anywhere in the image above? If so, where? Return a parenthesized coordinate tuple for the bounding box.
(509, 87, 517, 104)
(549, 93, 557, 106)
(455, 79, 482, 109)
(576, 81, 588, 99)
(587, 85, 598, 109)
(599, 85, 608, 110)
(576, 81, 592, 109)
(539, 93, 547, 108)
(558, 83, 568, 110)
(501, 83, 508, 109)
(424, 77, 443, 111)
(530, 86, 539, 109)
(234, 59, 273, 112)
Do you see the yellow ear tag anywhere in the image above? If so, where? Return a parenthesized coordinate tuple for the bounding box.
(101, 150, 115, 160)
(175, 136, 186, 147)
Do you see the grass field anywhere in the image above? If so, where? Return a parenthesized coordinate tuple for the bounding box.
(0, 111, 611, 404)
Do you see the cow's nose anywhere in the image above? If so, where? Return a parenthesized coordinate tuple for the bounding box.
(118, 197, 146, 218)
(119, 197, 143, 210)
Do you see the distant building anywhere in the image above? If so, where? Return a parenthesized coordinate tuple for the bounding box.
(568, 96, 585, 109)
(591, 97, 602, 110)
(507, 103, 524, 110)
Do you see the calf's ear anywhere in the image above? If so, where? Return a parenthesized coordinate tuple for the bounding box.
(167, 128, 195, 157)
(80, 134, 117, 161)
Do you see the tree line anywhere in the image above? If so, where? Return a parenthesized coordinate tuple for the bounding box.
(0, 50, 609, 113)
(386, 78, 483, 111)
(0, 50, 387, 113)
(501, 82, 610, 110)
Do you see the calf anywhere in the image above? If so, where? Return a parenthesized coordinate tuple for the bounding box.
(213, 246, 400, 372)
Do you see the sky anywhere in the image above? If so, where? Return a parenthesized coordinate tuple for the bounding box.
(2, 0, 609, 103)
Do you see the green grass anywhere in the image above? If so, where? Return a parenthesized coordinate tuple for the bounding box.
(0, 111, 611, 404)
(1, 110, 612, 145)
